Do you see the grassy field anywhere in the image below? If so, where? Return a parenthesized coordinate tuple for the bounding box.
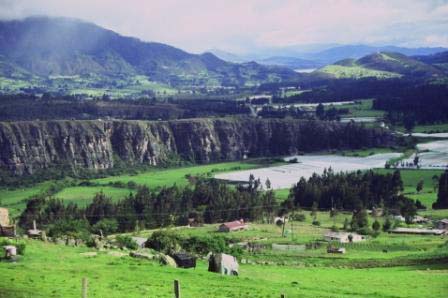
(317, 65, 401, 79)
(92, 161, 263, 190)
(0, 161, 264, 216)
(54, 186, 134, 207)
(337, 99, 385, 118)
(396, 123, 448, 133)
(375, 168, 443, 207)
(1, 227, 447, 298)
(1, 161, 445, 219)
(0, 182, 53, 216)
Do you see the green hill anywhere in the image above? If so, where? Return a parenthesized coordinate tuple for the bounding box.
(315, 52, 446, 79)
(0, 17, 298, 96)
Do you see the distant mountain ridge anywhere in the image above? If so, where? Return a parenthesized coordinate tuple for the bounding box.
(211, 45, 448, 70)
(316, 51, 448, 79)
(0, 16, 298, 95)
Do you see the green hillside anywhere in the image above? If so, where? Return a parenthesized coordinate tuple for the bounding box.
(315, 51, 446, 79)
(0, 17, 298, 96)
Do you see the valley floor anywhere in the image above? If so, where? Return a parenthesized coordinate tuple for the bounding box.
(1, 235, 447, 298)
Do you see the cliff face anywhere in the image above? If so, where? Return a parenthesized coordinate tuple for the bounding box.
(0, 118, 394, 176)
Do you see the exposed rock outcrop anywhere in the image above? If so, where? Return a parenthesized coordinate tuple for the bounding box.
(0, 118, 394, 176)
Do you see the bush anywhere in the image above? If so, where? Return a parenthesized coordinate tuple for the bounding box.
(146, 230, 181, 254)
(382, 217, 393, 232)
(92, 218, 118, 236)
(357, 227, 372, 235)
(0, 240, 26, 256)
(312, 220, 320, 226)
(47, 219, 91, 241)
(182, 235, 227, 255)
(291, 213, 306, 222)
(115, 235, 138, 250)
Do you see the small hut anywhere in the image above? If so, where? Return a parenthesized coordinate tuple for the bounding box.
(0, 208, 9, 226)
(208, 253, 239, 276)
(0, 208, 15, 237)
(171, 252, 196, 268)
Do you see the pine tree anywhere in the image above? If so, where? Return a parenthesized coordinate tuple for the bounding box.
(433, 170, 448, 209)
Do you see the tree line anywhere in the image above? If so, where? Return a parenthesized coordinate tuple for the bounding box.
(285, 169, 420, 220)
(17, 168, 429, 239)
(18, 177, 277, 235)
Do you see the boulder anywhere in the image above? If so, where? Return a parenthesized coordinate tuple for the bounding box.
(130, 251, 154, 260)
(159, 254, 177, 268)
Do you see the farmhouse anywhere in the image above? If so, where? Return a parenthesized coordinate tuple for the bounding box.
(437, 219, 448, 230)
(0, 208, 16, 237)
(218, 220, 248, 232)
(390, 227, 446, 235)
(324, 232, 366, 243)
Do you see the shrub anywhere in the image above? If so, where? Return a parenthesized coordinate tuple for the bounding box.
(383, 217, 393, 232)
(0, 240, 26, 256)
(291, 213, 306, 222)
(372, 220, 381, 232)
(92, 218, 118, 236)
(312, 220, 320, 226)
(115, 235, 138, 250)
(47, 219, 91, 241)
(182, 235, 227, 255)
(146, 230, 181, 254)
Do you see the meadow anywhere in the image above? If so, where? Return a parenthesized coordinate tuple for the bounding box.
(0, 224, 447, 298)
(0, 160, 445, 217)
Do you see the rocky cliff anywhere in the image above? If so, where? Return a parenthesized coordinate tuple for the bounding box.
(0, 118, 394, 176)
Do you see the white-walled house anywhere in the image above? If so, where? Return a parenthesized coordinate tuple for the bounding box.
(324, 232, 366, 243)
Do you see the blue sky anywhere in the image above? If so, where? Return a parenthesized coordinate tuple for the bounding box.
(1, 0, 447, 53)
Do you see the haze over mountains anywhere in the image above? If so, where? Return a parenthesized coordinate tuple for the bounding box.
(211, 45, 448, 70)
(0, 16, 447, 98)
(0, 16, 298, 91)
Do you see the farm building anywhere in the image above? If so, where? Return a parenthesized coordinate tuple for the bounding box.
(208, 253, 239, 276)
(171, 252, 196, 269)
(0, 208, 9, 226)
(0, 208, 15, 237)
(324, 232, 366, 243)
(218, 220, 248, 232)
(390, 227, 445, 235)
(437, 219, 448, 230)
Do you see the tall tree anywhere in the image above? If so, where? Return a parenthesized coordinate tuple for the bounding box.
(433, 170, 448, 209)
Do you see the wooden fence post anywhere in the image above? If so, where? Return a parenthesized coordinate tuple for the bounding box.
(82, 277, 88, 298)
(174, 279, 181, 298)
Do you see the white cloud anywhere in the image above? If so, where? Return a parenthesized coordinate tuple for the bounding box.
(0, 0, 447, 53)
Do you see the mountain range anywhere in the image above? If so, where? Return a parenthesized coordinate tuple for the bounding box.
(211, 45, 448, 70)
(0, 16, 298, 96)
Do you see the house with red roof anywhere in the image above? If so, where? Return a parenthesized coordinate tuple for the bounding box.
(218, 220, 248, 232)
